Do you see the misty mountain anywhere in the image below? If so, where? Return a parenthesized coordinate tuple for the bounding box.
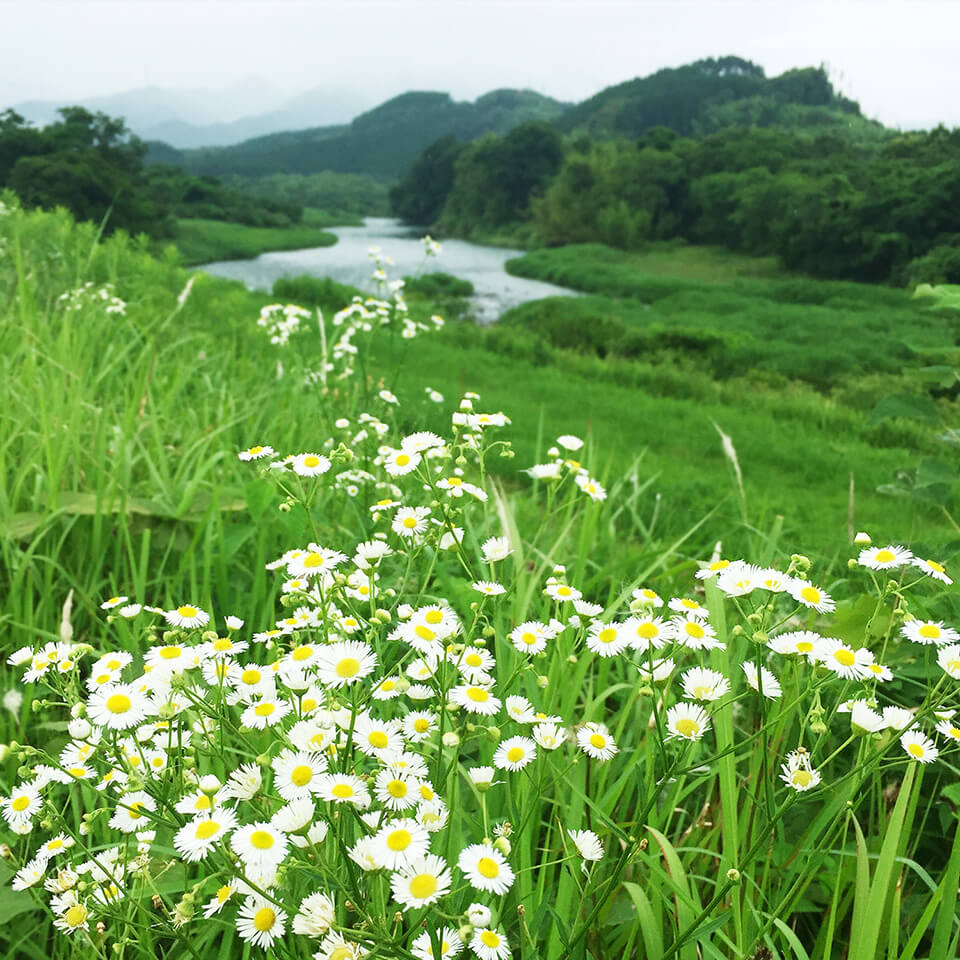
(146, 88, 572, 179)
(10, 81, 376, 148)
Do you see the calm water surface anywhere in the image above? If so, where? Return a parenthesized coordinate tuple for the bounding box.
(198, 217, 574, 324)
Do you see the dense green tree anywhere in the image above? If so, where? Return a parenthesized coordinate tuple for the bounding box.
(389, 136, 465, 224)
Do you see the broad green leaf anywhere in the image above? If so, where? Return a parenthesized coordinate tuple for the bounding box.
(868, 393, 942, 426)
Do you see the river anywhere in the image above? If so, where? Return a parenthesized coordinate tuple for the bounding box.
(197, 217, 574, 324)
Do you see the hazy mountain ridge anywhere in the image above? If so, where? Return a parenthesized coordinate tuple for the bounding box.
(12, 82, 376, 148)
(147, 88, 572, 180)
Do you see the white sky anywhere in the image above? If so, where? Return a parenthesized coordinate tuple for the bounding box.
(2, 0, 959, 129)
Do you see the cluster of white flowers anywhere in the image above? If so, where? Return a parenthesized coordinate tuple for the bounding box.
(57, 281, 126, 315)
(257, 303, 311, 347)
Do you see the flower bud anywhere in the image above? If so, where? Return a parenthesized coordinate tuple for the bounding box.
(727, 868, 741, 883)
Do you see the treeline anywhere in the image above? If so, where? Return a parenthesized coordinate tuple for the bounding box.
(221, 171, 391, 217)
(0, 107, 301, 239)
(392, 122, 960, 284)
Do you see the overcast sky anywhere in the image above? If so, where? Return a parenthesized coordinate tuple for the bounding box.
(3, 0, 959, 129)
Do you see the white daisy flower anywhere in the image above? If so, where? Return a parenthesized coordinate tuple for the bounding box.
(238, 445, 275, 462)
(911, 556, 953, 584)
(315, 641, 377, 688)
(480, 536, 512, 563)
(741, 662, 783, 699)
(100, 595, 128, 610)
(87, 684, 152, 730)
(568, 828, 604, 870)
(411, 927, 463, 960)
(315, 773, 370, 807)
(272, 750, 328, 801)
(291, 890, 335, 937)
(817, 639, 874, 681)
(858, 545, 913, 570)
(779, 750, 821, 792)
(492, 736, 537, 771)
(392, 506, 431, 538)
(768, 630, 823, 659)
(373, 818, 431, 870)
(471, 927, 511, 960)
(458, 842, 515, 895)
(576, 723, 618, 760)
(937, 644, 960, 679)
(164, 604, 210, 629)
(901, 620, 959, 646)
(236, 896, 287, 950)
(241, 698, 292, 729)
(901, 730, 938, 763)
(788, 580, 835, 613)
(230, 822, 289, 869)
(449, 684, 501, 716)
(680, 667, 730, 702)
(665, 702, 711, 741)
(585, 622, 630, 657)
(390, 854, 452, 911)
(292, 453, 331, 477)
(174, 809, 238, 862)
(383, 448, 422, 476)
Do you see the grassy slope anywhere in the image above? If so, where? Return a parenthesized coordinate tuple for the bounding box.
(2, 208, 958, 658)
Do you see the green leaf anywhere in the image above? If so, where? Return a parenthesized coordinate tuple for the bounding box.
(868, 393, 942, 426)
(624, 882, 665, 959)
(914, 457, 957, 489)
(244, 478, 274, 522)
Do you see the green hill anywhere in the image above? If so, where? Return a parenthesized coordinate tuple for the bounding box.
(148, 89, 570, 180)
(555, 55, 886, 142)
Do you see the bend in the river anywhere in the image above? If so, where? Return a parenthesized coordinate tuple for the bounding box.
(196, 217, 575, 324)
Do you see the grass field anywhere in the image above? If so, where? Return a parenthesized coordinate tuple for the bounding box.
(2, 202, 959, 960)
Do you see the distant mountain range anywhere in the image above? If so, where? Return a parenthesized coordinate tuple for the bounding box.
(10, 80, 378, 148)
(8, 58, 889, 184)
(147, 89, 572, 180)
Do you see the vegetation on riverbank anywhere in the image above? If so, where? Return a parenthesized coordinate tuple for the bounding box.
(171, 214, 339, 265)
(3, 198, 960, 960)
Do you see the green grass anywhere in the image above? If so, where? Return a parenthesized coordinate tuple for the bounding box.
(170, 216, 338, 265)
(2, 201, 960, 960)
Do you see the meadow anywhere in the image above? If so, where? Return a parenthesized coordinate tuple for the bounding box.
(2, 197, 960, 960)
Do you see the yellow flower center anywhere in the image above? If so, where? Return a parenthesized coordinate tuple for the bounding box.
(386, 829, 411, 851)
(521, 632, 537, 645)
(833, 650, 855, 667)
(874, 549, 895, 563)
(213, 638, 232, 651)
(636, 622, 658, 639)
(106, 694, 131, 714)
(446, 477, 462, 486)
(195, 795, 212, 810)
(290, 765, 313, 787)
(507, 747, 524, 763)
(408, 874, 437, 899)
(477, 856, 499, 878)
(48, 839, 63, 850)
(680, 599, 698, 609)
(255, 702, 276, 717)
(927, 559, 946, 573)
(415, 625, 436, 642)
(128, 802, 144, 820)
(331, 783, 354, 799)
(64, 904, 88, 928)
(693, 686, 711, 699)
(597, 628, 617, 644)
(675, 718, 700, 738)
(303, 552, 324, 568)
(387, 779, 408, 798)
(303, 456, 320, 468)
(685, 622, 705, 639)
(557, 586, 571, 596)
(907, 743, 925, 759)
(159, 646, 182, 660)
(919, 624, 941, 639)
(396, 453, 410, 466)
(467, 687, 489, 703)
(329, 949, 354, 960)
(217, 886, 232, 903)
(791, 770, 813, 787)
(465, 654, 483, 667)
(253, 907, 275, 931)
(402, 517, 418, 529)
(177, 606, 198, 618)
(797, 642, 814, 653)
(68, 767, 87, 778)
(248, 446, 263, 455)
(11, 796, 30, 812)
(368, 731, 389, 749)
(336, 658, 360, 678)
(481, 931, 501, 948)
(800, 587, 821, 604)
(292, 646, 313, 661)
(242, 669, 261, 684)
(420, 784, 434, 800)
(589, 734, 607, 749)
(250, 830, 274, 849)
(195, 821, 220, 840)
(414, 718, 430, 733)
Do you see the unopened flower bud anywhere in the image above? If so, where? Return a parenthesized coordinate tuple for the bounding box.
(727, 868, 741, 883)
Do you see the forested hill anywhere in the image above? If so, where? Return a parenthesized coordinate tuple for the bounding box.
(555, 56, 885, 140)
(147, 89, 570, 180)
